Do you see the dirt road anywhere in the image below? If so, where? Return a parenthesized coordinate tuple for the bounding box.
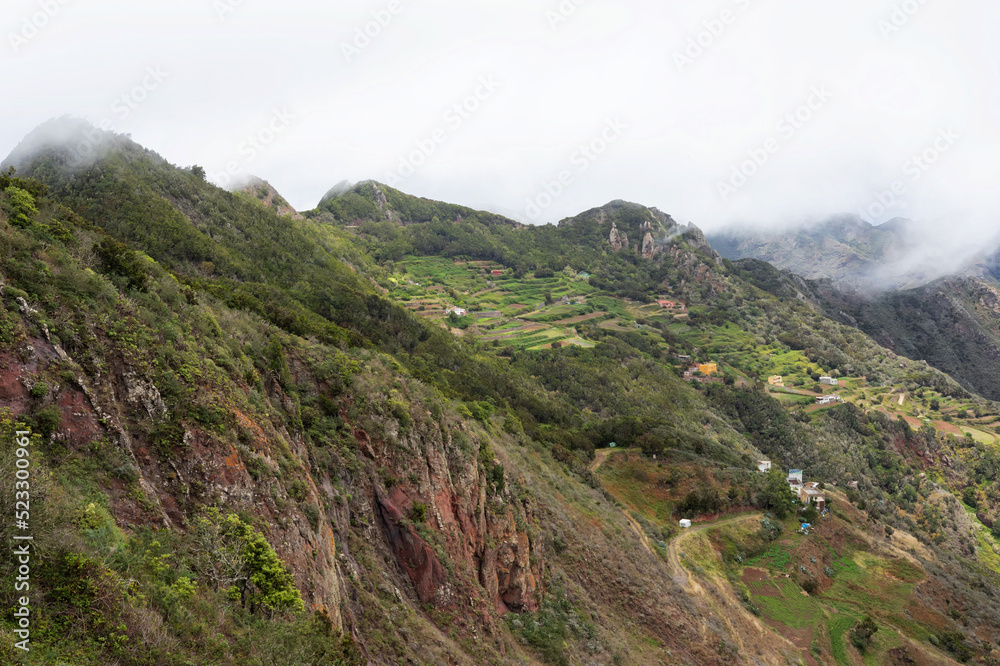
(588, 447, 617, 472)
(588, 448, 762, 592)
(666, 513, 762, 589)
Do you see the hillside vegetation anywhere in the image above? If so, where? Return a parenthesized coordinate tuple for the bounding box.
(0, 119, 997, 664)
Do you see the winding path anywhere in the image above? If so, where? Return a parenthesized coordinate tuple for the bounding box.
(588, 447, 616, 473)
(665, 513, 762, 589)
(589, 449, 763, 589)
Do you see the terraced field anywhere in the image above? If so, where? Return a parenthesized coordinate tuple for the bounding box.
(733, 515, 949, 665)
(387, 256, 1000, 442)
(387, 256, 685, 350)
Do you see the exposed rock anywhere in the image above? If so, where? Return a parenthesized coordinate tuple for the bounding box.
(123, 371, 167, 418)
(236, 176, 302, 219)
(642, 232, 656, 259)
(682, 222, 722, 263)
(609, 222, 629, 251)
(377, 490, 447, 604)
(371, 182, 389, 211)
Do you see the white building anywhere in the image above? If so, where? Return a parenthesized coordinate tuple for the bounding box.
(679, 519, 692, 528)
(757, 460, 771, 473)
(820, 376, 838, 386)
(787, 469, 803, 493)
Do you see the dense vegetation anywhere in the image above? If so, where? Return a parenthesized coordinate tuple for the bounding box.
(813, 276, 1000, 401)
(2, 120, 1000, 663)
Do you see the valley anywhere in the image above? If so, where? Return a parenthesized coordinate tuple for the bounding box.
(0, 121, 999, 664)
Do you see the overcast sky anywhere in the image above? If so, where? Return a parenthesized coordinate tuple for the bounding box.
(4, 0, 998, 244)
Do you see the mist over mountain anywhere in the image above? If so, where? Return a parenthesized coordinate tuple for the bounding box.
(5, 119, 1000, 664)
(710, 213, 1000, 291)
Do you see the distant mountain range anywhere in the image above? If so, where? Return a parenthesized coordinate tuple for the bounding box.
(708, 214, 920, 288)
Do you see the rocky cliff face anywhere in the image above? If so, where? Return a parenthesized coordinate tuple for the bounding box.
(609, 221, 629, 251)
(0, 276, 546, 661)
(707, 214, 914, 287)
(641, 232, 656, 259)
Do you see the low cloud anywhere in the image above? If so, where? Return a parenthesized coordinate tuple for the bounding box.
(3, 0, 998, 283)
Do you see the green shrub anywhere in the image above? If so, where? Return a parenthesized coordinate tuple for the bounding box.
(30, 380, 48, 399)
(94, 237, 148, 291)
(189, 509, 304, 614)
(937, 630, 973, 662)
(303, 503, 320, 532)
(289, 478, 308, 502)
(32, 405, 61, 438)
(408, 501, 427, 523)
(1, 186, 38, 228)
(849, 615, 878, 653)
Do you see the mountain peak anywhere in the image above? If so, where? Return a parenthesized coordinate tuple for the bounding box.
(2, 116, 153, 172)
(236, 176, 300, 218)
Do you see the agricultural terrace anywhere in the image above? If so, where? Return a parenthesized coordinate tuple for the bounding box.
(386, 256, 687, 351)
(389, 256, 1000, 445)
(666, 315, 1000, 445)
(596, 449, 973, 664)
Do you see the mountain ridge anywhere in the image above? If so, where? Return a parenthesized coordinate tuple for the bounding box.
(0, 118, 997, 664)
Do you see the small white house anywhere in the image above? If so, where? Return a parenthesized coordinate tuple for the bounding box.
(446, 307, 467, 317)
(787, 469, 803, 493)
(679, 519, 692, 528)
(820, 376, 838, 386)
(757, 460, 771, 473)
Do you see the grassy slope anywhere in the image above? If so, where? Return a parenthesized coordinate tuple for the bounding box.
(595, 451, 973, 665)
(3, 122, 1000, 663)
(0, 123, 809, 665)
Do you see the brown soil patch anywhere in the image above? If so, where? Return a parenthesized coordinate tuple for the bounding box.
(552, 311, 607, 325)
(761, 619, 818, 666)
(740, 568, 781, 597)
(931, 420, 961, 435)
(740, 567, 768, 583)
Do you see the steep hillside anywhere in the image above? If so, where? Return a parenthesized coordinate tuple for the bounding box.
(0, 120, 793, 665)
(235, 176, 301, 219)
(2, 120, 1000, 664)
(813, 275, 1000, 402)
